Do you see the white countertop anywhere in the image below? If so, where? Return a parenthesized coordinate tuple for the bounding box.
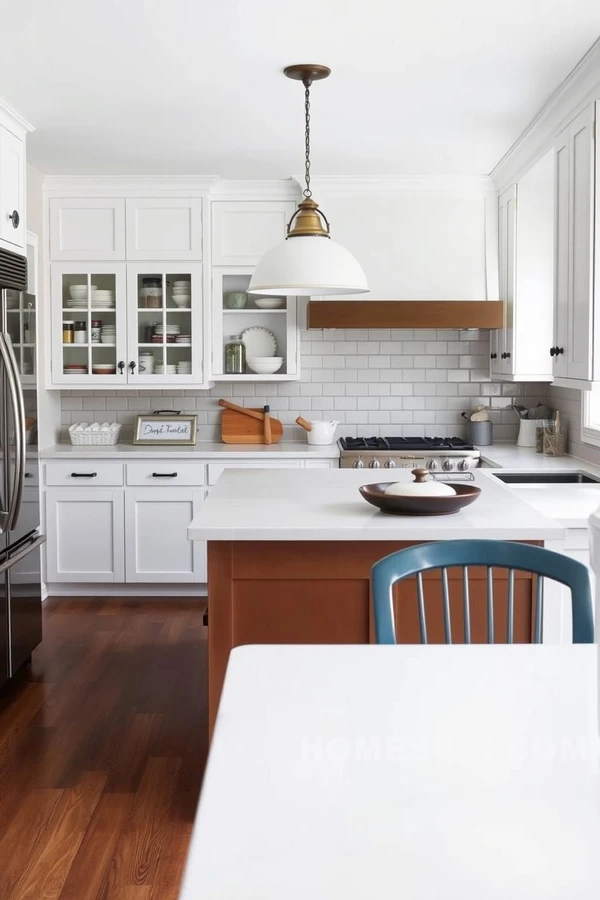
(179, 644, 600, 900)
(39, 441, 340, 460)
(187, 467, 564, 542)
(479, 442, 600, 476)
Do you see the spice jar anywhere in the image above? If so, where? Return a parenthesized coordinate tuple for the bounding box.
(74, 321, 87, 344)
(62, 321, 75, 344)
(224, 335, 246, 374)
(91, 320, 102, 343)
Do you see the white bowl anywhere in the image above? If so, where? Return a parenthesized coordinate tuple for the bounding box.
(247, 357, 283, 375)
(172, 296, 190, 307)
(69, 284, 96, 299)
(254, 298, 285, 310)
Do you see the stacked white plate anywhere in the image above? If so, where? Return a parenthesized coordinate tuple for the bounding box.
(177, 361, 191, 374)
(176, 334, 191, 344)
(155, 364, 177, 375)
(92, 289, 115, 310)
(100, 326, 116, 344)
(65, 298, 88, 309)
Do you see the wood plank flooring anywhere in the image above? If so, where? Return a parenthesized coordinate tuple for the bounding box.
(0, 598, 208, 900)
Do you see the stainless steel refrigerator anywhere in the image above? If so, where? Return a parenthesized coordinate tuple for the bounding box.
(0, 246, 44, 689)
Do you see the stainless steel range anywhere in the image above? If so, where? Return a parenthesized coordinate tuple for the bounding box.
(339, 436, 481, 472)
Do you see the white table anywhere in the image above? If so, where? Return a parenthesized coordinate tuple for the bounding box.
(179, 645, 600, 899)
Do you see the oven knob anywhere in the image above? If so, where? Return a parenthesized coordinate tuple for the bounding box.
(426, 459, 439, 471)
(352, 456, 364, 469)
(384, 458, 396, 469)
(369, 459, 381, 469)
(458, 459, 470, 471)
(442, 459, 454, 471)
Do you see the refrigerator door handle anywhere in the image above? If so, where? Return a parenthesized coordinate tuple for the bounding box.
(0, 333, 26, 532)
(0, 532, 45, 575)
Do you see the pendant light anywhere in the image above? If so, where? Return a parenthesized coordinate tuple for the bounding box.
(248, 64, 369, 297)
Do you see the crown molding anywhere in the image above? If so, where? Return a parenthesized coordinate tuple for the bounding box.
(210, 179, 300, 201)
(491, 37, 600, 190)
(295, 175, 495, 197)
(0, 97, 34, 133)
(42, 175, 220, 196)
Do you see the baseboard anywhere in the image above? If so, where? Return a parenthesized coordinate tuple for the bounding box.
(46, 582, 208, 598)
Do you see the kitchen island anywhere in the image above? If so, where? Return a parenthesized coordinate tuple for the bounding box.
(187, 468, 565, 730)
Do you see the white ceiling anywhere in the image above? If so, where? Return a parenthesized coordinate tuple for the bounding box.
(3, 0, 600, 178)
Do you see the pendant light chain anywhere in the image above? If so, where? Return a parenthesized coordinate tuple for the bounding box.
(304, 83, 312, 198)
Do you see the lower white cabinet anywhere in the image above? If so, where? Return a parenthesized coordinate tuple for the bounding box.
(125, 490, 207, 583)
(45, 490, 125, 582)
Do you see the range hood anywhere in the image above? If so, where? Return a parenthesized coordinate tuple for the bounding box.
(307, 300, 503, 330)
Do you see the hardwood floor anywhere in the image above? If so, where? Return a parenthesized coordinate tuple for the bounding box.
(0, 597, 208, 900)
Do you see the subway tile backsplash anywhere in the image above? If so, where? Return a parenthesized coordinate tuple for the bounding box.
(59, 329, 548, 443)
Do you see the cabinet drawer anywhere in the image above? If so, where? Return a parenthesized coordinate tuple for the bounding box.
(45, 462, 124, 486)
(126, 462, 205, 487)
(207, 460, 301, 486)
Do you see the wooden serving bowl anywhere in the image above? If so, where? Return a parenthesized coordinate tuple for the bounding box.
(358, 482, 482, 516)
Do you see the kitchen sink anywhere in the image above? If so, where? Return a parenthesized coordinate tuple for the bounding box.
(493, 472, 600, 485)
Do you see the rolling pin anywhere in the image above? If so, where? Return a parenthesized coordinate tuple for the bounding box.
(263, 405, 272, 445)
(295, 416, 312, 432)
(218, 398, 265, 422)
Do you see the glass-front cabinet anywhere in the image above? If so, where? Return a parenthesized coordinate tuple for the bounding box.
(50, 262, 204, 387)
(211, 267, 298, 381)
(126, 264, 203, 385)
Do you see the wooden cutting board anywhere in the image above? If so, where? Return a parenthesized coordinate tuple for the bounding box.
(221, 407, 283, 444)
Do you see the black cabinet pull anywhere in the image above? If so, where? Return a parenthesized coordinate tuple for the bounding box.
(9, 210, 20, 229)
(118, 360, 125, 374)
(556, 347, 564, 355)
(71, 472, 97, 478)
(24, 472, 33, 478)
(505, 351, 511, 359)
(152, 472, 178, 478)
(490, 352, 497, 359)
(129, 361, 136, 373)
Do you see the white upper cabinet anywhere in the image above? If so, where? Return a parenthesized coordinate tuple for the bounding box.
(50, 198, 126, 260)
(552, 104, 595, 385)
(125, 198, 202, 260)
(212, 201, 295, 265)
(0, 124, 25, 253)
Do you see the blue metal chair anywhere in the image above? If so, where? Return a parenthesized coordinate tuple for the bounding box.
(372, 540, 594, 645)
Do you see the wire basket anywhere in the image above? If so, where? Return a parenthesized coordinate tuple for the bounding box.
(68, 423, 122, 446)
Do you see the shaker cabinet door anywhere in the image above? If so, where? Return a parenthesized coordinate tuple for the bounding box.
(125, 198, 203, 260)
(0, 125, 25, 251)
(45, 490, 125, 582)
(212, 201, 295, 265)
(50, 198, 126, 260)
(124, 490, 206, 583)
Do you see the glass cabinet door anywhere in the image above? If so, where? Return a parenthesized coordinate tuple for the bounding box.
(126, 263, 203, 385)
(51, 264, 127, 385)
(5, 289, 36, 385)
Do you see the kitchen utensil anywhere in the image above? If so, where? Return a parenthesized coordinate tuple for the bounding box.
(254, 298, 285, 310)
(470, 405, 489, 422)
(246, 356, 283, 375)
(359, 470, 481, 516)
(224, 291, 248, 310)
(295, 417, 312, 432)
(512, 404, 528, 419)
(466, 420, 493, 446)
(263, 405, 272, 445)
(241, 326, 277, 358)
(305, 420, 339, 446)
(218, 399, 283, 444)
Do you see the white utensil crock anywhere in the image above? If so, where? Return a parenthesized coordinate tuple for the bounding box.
(306, 420, 339, 445)
(517, 419, 537, 447)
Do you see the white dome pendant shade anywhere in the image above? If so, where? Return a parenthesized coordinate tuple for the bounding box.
(248, 63, 369, 299)
(248, 233, 369, 296)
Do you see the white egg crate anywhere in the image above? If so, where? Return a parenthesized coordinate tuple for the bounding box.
(68, 422, 122, 446)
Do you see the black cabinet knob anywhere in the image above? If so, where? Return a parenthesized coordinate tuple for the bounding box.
(490, 353, 497, 360)
(129, 361, 136, 373)
(550, 347, 556, 356)
(556, 347, 564, 355)
(118, 360, 125, 373)
(505, 351, 511, 359)
(8, 210, 20, 229)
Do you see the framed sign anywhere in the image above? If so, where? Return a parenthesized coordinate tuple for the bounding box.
(134, 411, 197, 446)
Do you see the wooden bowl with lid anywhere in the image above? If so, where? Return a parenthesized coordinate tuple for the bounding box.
(359, 468, 481, 516)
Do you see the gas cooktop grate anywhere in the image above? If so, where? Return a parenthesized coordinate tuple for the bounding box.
(339, 436, 475, 452)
